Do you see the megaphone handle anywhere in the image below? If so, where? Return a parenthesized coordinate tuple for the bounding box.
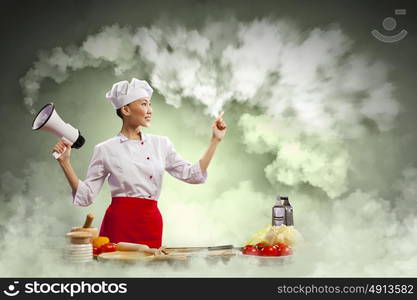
(52, 136, 72, 160)
(52, 151, 62, 159)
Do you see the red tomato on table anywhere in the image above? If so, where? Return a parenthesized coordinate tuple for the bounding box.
(93, 246, 101, 256)
(260, 245, 281, 256)
(100, 242, 117, 253)
(255, 243, 266, 250)
(281, 245, 292, 256)
(275, 242, 292, 256)
(242, 245, 260, 256)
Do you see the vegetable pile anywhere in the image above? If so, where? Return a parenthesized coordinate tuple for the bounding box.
(92, 236, 116, 256)
(242, 224, 302, 257)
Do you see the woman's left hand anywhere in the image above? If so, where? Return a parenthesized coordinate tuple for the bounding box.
(212, 111, 227, 141)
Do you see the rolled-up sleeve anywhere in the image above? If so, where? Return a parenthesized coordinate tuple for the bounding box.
(72, 145, 108, 206)
(164, 137, 208, 184)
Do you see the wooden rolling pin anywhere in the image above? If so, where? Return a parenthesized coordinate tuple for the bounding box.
(116, 242, 162, 254)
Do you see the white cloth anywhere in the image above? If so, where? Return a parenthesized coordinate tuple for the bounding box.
(72, 132, 207, 206)
(105, 78, 153, 109)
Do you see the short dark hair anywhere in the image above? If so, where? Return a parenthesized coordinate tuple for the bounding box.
(116, 108, 123, 119)
(116, 103, 130, 120)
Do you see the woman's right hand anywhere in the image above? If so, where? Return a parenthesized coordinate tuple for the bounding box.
(52, 139, 72, 163)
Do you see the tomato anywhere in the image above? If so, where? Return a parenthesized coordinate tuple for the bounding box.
(242, 245, 260, 256)
(278, 243, 292, 256)
(260, 245, 281, 256)
(255, 243, 266, 250)
(93, 246, 101, 256)
(100, 242, 117, 253)
(273, 243, 285, 256)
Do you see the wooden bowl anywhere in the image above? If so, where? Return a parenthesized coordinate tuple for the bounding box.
(70, 227, 99, 238)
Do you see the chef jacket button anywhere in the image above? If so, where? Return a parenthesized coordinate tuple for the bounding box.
(147, 157, 150, 160)
(141, 142, 144, 145)
(148, 195, 152, 198)
(150, 175, 153, 179)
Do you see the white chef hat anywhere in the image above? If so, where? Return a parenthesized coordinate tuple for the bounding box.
(105, 78, 153, 109)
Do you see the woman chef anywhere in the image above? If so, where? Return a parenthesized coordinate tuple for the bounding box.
(53, 78, 227, 248)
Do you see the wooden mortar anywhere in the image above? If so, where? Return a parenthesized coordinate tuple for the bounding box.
(66, 231, 93, 245)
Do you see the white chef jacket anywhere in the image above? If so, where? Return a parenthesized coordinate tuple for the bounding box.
(72, 132, 208, 206)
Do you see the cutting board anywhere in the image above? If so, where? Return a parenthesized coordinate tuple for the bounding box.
(97, 247, 241, 263)
(97, 251, 188, 263)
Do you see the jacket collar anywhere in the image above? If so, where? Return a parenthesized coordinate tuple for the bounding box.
(118, 131, 146, 142)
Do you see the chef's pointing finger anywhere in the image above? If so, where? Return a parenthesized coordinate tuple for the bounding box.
(216, 111, 224, 121)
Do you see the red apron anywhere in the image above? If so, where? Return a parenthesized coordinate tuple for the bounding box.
(99, 196, 163, 248)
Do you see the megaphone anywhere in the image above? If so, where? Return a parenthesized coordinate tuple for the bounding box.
(32, 103, 86, 159)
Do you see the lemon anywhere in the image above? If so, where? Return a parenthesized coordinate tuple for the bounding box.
(93, 236, 110, 248)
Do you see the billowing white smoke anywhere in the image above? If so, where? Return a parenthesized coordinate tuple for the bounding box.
(20, 20, 399, 198)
